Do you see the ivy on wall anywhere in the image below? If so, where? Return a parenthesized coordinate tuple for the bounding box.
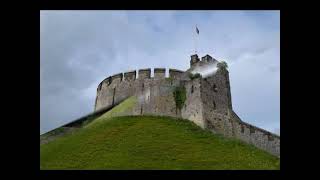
(173, 86, 186, 110)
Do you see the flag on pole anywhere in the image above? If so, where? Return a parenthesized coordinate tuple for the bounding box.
(196, 26, 199, 34)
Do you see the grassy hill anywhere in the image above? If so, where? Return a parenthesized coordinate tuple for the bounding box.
(40, 97, 279, 170)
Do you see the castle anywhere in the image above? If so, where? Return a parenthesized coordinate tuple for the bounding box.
(94, 54, 280, 157)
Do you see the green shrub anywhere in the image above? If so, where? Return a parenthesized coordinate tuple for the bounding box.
(217, 61, 228, 70)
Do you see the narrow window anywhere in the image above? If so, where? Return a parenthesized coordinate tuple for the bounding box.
(213, 100, 216, 110)
(213, 84, 218, 92)
(241, 125, 244, 133)
(191, 85, 194, 93)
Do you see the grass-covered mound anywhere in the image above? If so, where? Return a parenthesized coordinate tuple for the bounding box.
(40, 114, 280, 170)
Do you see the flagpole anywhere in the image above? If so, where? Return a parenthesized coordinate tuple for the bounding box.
(194, 24, 197, 54)
(193, 25, 195, 54)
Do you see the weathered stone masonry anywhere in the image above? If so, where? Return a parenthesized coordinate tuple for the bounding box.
(94, 54, 280, 157)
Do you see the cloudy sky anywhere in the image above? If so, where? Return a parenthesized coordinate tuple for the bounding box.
(40, 10, 280, 135)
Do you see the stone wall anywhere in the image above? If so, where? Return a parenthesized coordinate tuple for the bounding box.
(230, 111, 280, 157)
(200, 69, 234, 137)
(195, 66, 280, 157)
(201, 69, 231, 116)
(181, 78, 205, 128)
(95, 68, 185, 118)
(140, 78, 181, 117)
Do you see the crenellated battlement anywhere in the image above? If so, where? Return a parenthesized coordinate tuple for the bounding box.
(154, 68, 166, 79)
(111, 73, 123, 83)
(124, 70, 136, 81)
(97, 76, 111, 91)
(201, 54, 218, 64)
(97, 68, 186, 92)
(138, 68, 151, 79)
(169, 69, 184, 79)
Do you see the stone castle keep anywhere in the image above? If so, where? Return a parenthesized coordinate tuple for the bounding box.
(94, 54, 280, 157)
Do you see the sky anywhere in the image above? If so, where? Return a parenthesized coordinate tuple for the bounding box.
(40, 10, 280, 135)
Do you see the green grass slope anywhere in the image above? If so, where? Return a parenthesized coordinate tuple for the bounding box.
(40, 114, 280, 169)
(85, 96, 138, 128)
